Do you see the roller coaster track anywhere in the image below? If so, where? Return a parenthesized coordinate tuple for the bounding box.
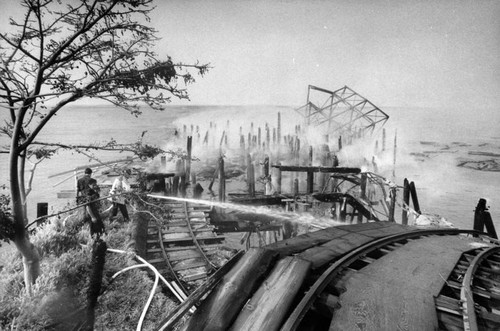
(436, 246, 500, 331)
(145, 199, 227, 288)
(280, 229, 498, 331)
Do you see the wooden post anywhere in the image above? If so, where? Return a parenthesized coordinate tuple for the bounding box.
(193, 183, 204, 200)
(219, 130, 225, 147)
(382, 128, 386, 151)
(306, 171, 314, 194)
(319, 153, 327, 193)
(392, 129, 397, 178)
(183, 248, 277, 331)
(186, 136, 192, 183)
(266, 127, 270, 150)
(275, 162, 282, 194)
(160, 155, 166, 170)
(360, 173, 367, 199)
(36, 202, 48, 227)
(371, 156, 379, 173)
(338, 136, 342, 151)
(247, 154, 255, 197)
(308, 145, 313, 166)
(409, 181, 421, 214)
(293, 178, 299, 196)
(472, 201, 497, 239)
(203, 130, 209, 145)
(263, 155, 270, 178)
(358, 173, 367, 223)
(295, 138, 301, 165)
(247, 132, 251, 149)
(472, 198, 498, 239)
(402, 178, 410, 225)
(473, 198, 486, 233)
(277, 112, 281, 144)
(180, 175, 187, 198)
(258, 127, 261, 149)
(218, 156, 225, 202)
(172, 175, 180, 196)
(388, 187, 396, 222)
(86, 240, 107, 330)
(249, 163, 255, 197)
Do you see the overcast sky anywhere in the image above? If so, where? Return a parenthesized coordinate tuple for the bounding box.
(150, 0, 500, 109)
(1, 0, 499, 109)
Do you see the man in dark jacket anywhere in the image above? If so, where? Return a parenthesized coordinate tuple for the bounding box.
(77, 168, 104, 236)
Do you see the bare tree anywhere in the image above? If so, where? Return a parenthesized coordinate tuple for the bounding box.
(0, 0, 208, 293)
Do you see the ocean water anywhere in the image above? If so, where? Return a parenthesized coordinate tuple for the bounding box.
(0, 105, 499, 230)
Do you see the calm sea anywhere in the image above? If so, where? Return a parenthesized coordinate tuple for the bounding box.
(0, 105, 499, 230)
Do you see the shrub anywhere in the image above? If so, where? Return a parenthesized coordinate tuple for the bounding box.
(0, 211, 178, 330)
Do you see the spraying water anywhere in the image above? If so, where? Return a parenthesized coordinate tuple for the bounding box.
(147, 194, 346, 229)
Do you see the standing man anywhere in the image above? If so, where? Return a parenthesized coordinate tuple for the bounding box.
(77, 168, 104, 236)
(109, 168, 132, 222)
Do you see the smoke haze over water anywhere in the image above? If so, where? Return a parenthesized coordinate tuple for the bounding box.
(0, 105, 499, 229)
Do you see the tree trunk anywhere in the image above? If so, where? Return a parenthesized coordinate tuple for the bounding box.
(10, 131, 40, 292)
(15, 236, 40, 294)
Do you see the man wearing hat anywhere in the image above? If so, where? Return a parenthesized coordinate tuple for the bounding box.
(76, 168, 104, 235)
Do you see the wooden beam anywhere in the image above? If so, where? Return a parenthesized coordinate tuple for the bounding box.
(271, 165, 361, 174)
(156, 250, 245, 331)
(182, 248, 278, 331)
(229, 256, 311, 331)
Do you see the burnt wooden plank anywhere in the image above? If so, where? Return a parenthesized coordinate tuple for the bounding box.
(436, 311, 464, 329)
(147, 244, 221, 253)
(146, 235, 225, 244)
(168, 214, 209, 221)
(158, 249, 218, 262)
(271, 165, 361, 174)
(172, 260, 208, 272)
(182, 272, 208, 282)
(151, 227, 215, 235)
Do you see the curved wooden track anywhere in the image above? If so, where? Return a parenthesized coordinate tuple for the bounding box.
(436, 245, 500, 331)
(280, 229, 497, 331)
(155, 222, 499, 331)
(145, 199, 228, 288)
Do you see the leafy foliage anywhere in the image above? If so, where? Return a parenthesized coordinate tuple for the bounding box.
(0, 189, 15, 246)
(0, 211, 177, 330)
(0, 0, 207, 299)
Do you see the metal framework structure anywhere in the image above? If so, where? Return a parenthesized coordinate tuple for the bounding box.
(295, 85, 389, 137)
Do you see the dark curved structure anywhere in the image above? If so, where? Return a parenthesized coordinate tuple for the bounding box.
(312, 192, 380, 222)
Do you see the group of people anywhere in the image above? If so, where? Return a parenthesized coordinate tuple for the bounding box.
(76, 167, 133, 236)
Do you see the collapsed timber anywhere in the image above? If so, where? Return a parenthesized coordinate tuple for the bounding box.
(142, 86, 499, 330)
(43, 85, 500, 330)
